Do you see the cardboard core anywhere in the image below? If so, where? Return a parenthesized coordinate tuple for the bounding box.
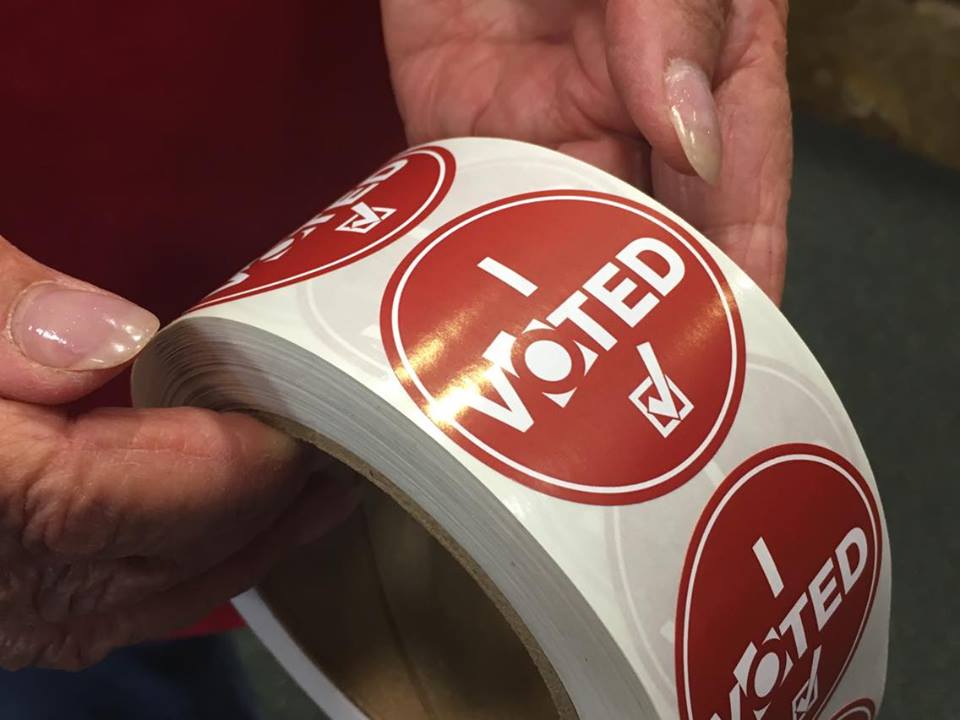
(252, 418, 575, 719)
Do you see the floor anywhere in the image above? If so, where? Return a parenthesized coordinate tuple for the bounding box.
(229, 112, 960, 720)
(781, 113, 959, 719)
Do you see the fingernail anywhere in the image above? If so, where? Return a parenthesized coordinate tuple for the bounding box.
(10, 284, 159, 370)
(665, 58, 723, 185)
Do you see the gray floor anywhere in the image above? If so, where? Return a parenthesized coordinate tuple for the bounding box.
(230, 112, 960, 719)
(782, 114, 959, 719)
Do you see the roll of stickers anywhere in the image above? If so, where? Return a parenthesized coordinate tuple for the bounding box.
(132, 138, 891, 720)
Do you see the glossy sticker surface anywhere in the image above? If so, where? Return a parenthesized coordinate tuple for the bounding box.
(676, 445, 883, 720)
(382, 191, 744, 504)
(195, 147, 455, 309)
(134, 139, 890, 720)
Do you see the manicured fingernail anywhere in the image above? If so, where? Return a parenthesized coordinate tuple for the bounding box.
(10, 284, 159, 370)
(665, 58, 723, 185)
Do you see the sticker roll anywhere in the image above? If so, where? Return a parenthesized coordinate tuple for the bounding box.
(132, 138, 891, 720)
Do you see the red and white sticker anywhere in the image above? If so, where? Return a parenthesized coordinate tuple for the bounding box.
(193, 146, 455, 310)
(382, 191, 744, 504)
(829, 699, 876, 720)
(676, 445, 883, 720)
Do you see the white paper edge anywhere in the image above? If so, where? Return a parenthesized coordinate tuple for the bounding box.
(232, 589, 368, 720)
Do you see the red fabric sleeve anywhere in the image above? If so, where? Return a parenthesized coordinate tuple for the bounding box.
(0, 0, 406, 635)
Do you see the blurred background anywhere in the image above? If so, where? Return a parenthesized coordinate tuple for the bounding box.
(791, 0, 960, 173)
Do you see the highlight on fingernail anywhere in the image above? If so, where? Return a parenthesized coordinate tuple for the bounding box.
(10, 283, 160, 371)
(664, 58, 723, 184)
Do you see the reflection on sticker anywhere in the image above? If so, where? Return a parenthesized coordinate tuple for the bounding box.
(383, 191, 744, 505)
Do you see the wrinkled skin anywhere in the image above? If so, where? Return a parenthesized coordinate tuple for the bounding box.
(383, 0, 791, 301)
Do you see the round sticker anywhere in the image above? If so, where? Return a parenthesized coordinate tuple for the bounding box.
(194, 146, 455, 310)
(676, 445, 883, 720)
(382, 191, 744, 504)
(830, 699, 876, 720)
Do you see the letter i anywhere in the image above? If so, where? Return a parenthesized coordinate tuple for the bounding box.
(752, 537, 785, 598)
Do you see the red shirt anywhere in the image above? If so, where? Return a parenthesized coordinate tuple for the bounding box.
(1, 0, 406, 633)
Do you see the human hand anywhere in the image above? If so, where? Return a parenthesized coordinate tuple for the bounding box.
(382, 0, 791, 301)
(0, 235, 354, 669)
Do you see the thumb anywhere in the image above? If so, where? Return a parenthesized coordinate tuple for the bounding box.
(606, 0, 728, 184)
(0, 234, 159, 404)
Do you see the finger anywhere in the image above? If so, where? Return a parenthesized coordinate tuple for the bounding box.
(0, 234, 159, 405)
(287, 459, 364, 546)
(2, 402, 309, 561)
(557, 134, 653, 191)
(8, 541, 274, 670)
(95, 465, 358, 616)
(606, 0, 730, 183)
(32, 473, 363, 669)
(0, 554, 179, 623)
(11, 456, 360, 625)
(0, 470, 360, 670)
(126, 474, 364, 643)
(650, 0, 792, 301)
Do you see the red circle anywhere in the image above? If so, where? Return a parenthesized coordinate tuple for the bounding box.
(194, 146, 455, 309)
(381, 191, 745, 505)
(676, 445, 883, 720)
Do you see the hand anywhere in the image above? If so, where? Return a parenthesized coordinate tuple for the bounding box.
(382, 0, 791, 301)
(0, 235, 355, 669)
